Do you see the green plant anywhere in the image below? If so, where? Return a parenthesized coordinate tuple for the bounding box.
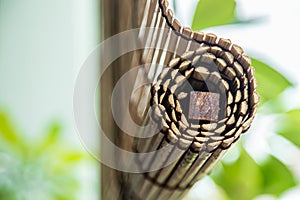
(0, 113, 88, 200)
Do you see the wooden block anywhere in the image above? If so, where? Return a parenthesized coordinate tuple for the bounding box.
(188, 91, 220, 121)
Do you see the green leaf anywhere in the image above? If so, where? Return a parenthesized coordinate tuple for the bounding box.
(0, 113, 27, 154)
(260, 156, 297, 196)
(212, 149, 263, 200)
(278, 109, 300, 148)
(192, 0, 236, 30)
(62, 152, 86, 163)
(0, 112, 20, 145)
(252, 58, 292, 105)
(34, 123, 61, 155)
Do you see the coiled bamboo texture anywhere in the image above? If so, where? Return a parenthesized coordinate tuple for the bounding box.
(131, 39, 259, 199)
(101, 0, 259, 199)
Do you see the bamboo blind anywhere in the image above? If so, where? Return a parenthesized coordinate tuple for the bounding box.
(100, 0, 259, 199)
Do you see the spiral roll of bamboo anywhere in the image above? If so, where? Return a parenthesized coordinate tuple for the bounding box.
(100, 0, 259, 199)
(133, 37, 259, 199)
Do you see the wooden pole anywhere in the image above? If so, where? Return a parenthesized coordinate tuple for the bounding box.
(100, 0, 148, 199)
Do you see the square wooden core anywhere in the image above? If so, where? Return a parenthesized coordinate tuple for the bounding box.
(188, 91, 220, 121)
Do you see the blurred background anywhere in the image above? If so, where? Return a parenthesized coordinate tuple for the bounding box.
(0, 0, 100, 199)
(0, 0, 300, 199)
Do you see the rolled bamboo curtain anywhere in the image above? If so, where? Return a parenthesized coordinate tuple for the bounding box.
(100, 0, 259, 199)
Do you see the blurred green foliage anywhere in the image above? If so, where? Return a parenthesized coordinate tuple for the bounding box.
(0, 113, 87, 200)
(192, 0, 300, 199)
(278, 109, 300, 148)
(251, 58, 292, 105)
(192, 0, 264, 30)
(213, 151, 297, 200)
(213, 149, 263, 200)
(192, 0, 236, 30)
(260, 156, 296, 196)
